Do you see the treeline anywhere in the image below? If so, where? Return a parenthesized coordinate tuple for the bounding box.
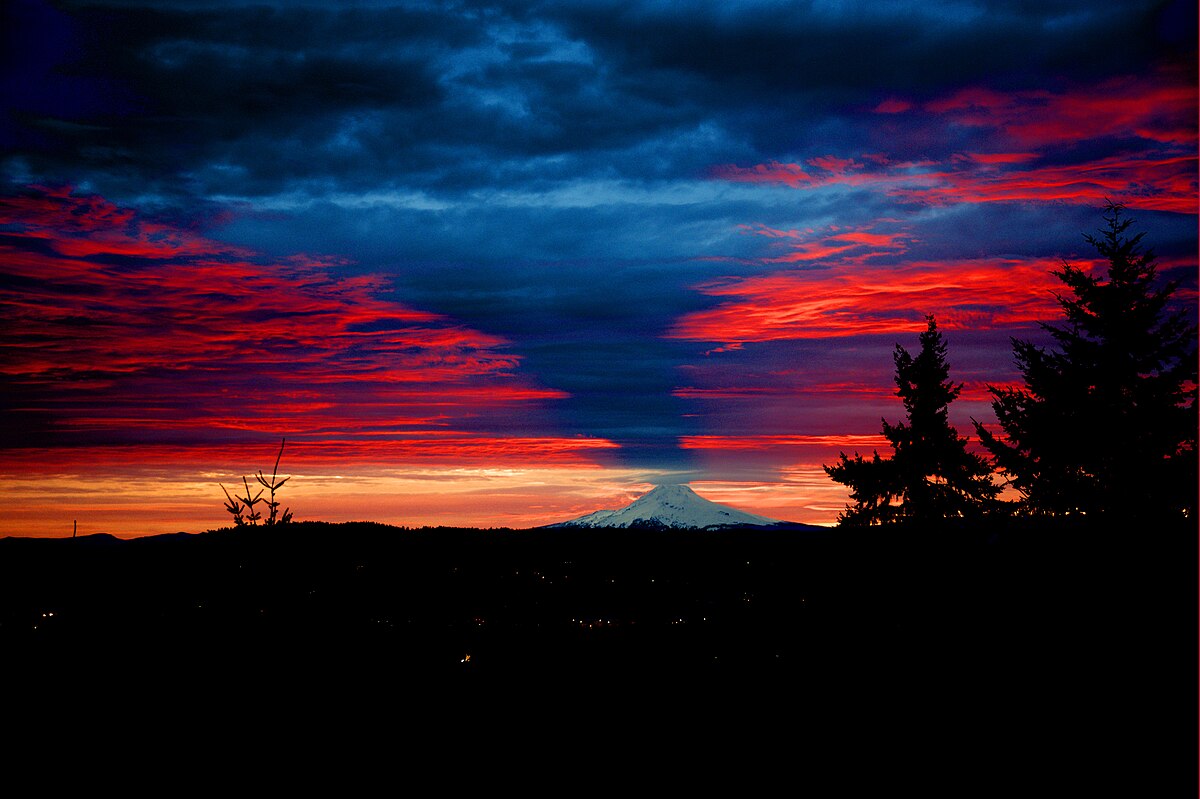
(825, 202, 1198, 527)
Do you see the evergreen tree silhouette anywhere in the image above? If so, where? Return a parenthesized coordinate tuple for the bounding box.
(825, 315, 999, 526)
(975, 202, 1198, 521)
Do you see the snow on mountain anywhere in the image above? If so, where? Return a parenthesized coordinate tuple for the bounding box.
(548, 484, 781, 529)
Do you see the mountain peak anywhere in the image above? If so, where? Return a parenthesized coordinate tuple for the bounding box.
(548, 483, 781, 529)
(646, 483, 694, 495)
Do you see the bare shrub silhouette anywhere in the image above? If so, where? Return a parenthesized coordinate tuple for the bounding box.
(221, 439, 293, 527)
(220, 483, 246, 526)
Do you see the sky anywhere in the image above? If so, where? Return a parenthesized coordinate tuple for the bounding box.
(2, 0, 1196, 536)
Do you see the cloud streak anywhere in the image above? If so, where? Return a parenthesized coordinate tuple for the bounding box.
(0, 186, 598, 458)
(715, 73, 1197, 213)
(669, 256, 1069, 344)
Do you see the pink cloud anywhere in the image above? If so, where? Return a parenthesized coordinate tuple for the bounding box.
(808, 155, 865, 175)
(873, 98, 913, 114)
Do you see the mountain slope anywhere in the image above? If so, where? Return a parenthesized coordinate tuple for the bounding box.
(548, 484, 781, 529)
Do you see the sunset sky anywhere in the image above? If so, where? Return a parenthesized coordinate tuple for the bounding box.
(2, 0, 1197, 536)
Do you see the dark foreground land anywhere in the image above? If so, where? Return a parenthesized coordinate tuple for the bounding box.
(1, 519, 1195, 778)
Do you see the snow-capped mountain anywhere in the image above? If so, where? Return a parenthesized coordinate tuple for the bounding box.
(548, 484, 781, 529)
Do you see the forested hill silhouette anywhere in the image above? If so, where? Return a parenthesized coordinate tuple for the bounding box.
(2, 516, 1193, 784)
(2, 516, 1192, 665)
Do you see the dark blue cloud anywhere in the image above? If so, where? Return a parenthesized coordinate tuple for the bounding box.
(3, 0, 1194, 475)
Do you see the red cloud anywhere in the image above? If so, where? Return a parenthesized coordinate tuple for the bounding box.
(679, 434, 890, 451)
(715, 150, 1195, 214)
(737, 222, 911, 266)
(960, 152, 1039, 165)
(0, 186, 592, 457)
(668, 257, 1070, 344)
(0, 436, 619, 476)
(714, 160, 816, 187)
(927, 74, 1198, 148)
(826, 230, 905, 247)
(717, 151, 1196, 214)
(899, 152, 1198, 214)
(714, 72, 1197, 214)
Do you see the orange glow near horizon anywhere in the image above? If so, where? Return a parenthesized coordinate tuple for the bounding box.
(690, 476, 855, 525)
(0, 452, 848, 538)
(0, 436, 635, 538)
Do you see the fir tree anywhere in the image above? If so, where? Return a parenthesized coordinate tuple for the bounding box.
(976, 202, 1198, 521)
(825, 315, 1000, 526)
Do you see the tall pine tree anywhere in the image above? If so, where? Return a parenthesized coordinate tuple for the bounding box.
(825, 315, 999, 526)
(976, 202, 1198, 522)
